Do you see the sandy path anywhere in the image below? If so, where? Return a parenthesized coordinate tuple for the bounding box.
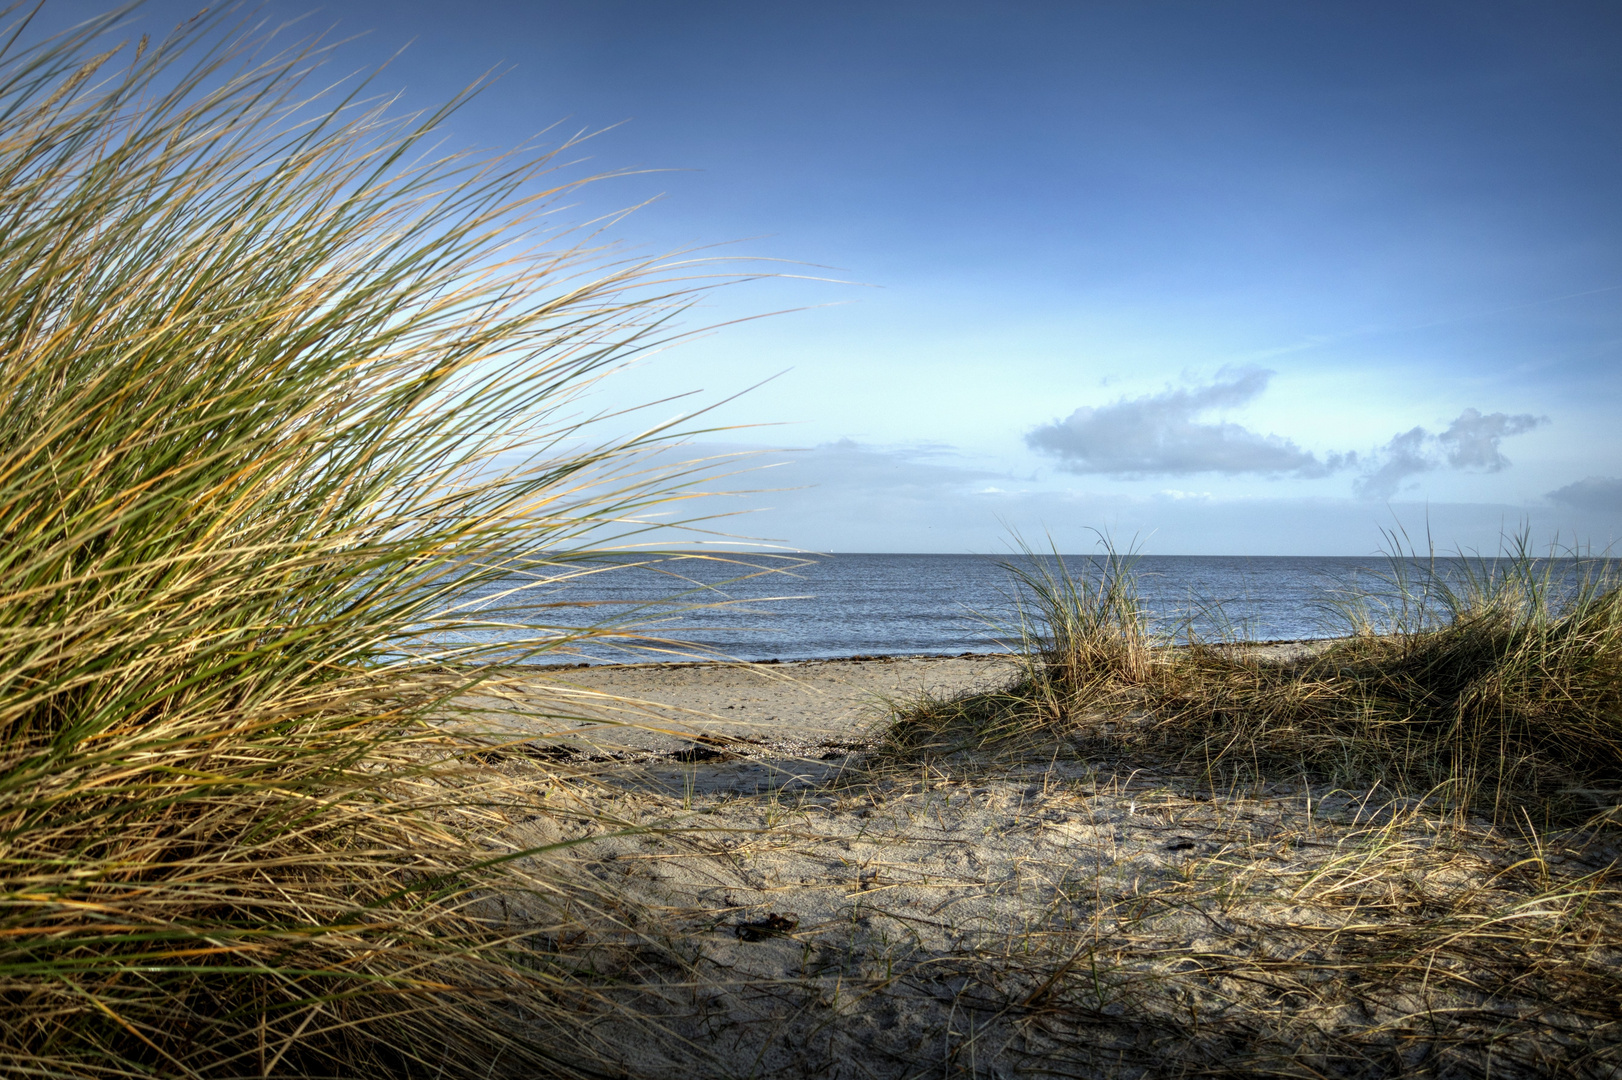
(492, 745, 1618, 1078)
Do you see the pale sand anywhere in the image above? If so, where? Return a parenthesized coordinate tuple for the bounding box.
(460, 652, 1024, 757)
(462, 653, 1619, 1078)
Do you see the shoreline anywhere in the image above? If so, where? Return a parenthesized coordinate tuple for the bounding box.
(509, 635, 1343, 672)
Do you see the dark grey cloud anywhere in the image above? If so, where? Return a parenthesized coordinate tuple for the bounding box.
(1546, 476, 1622, 514)
(1354, 408, 1547, 500)
(1026, 367, 1344, 478)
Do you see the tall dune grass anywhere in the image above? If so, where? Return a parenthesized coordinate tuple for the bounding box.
(0, 8, 744, 1076)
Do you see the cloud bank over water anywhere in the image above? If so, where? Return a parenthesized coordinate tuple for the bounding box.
(665, 440, 1620, 555)
(1547, 476, 1622, 514)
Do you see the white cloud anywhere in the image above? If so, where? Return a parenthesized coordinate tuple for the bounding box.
(1355, 409, 1546, 500)
(1353, 427, 1433, 499)
(1438, 408, 1545, 471)
(1025, 367, 1347, 478)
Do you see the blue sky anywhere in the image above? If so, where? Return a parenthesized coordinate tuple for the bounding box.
(44, 1, 1622, 553)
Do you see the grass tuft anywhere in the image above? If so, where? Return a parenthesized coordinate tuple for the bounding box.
(1005, 532, 1158, 695)
(878, 534, 1158, 762)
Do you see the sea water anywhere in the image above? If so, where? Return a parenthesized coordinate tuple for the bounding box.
(434, 552, 1460, 663)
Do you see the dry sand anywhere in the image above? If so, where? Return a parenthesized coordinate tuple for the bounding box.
(460, 653, 1622, 1078)
(463, 652, 1023, 754)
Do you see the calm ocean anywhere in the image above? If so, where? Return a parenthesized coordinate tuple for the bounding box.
(438, 552, 1456, 663)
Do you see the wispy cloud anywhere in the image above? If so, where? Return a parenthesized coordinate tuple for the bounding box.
(1355, 409, 1546, 499)
(1026, 367, 1347, 478)
(1355, 427, 1436, 500)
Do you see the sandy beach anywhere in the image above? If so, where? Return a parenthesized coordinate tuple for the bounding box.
(458, 652, 1622, 1078)
(463, 653, 1020, 756)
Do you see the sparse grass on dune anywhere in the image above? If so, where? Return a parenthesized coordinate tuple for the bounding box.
(888, 532, 1622, 824)
(1234, 534, 1622, 819)
(876, 536, 1156, 763)
(527, 719, 1622, 1078)
(0, 8, 753, 1077)
(1151, 535, 1622, 823)
(851, 533, 1622, 1077)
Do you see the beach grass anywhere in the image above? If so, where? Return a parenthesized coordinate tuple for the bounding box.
(0, 9, 751, 1077)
